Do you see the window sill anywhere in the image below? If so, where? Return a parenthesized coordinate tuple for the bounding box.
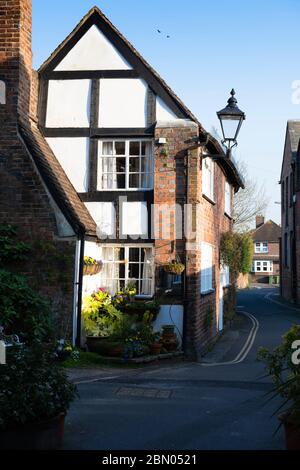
(201, 289, 215, 297)
(135, 295, 154, 301)
(202, 194, 216, 205)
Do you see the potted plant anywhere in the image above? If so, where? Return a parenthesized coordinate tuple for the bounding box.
(161, 324, 178, 352)
(163, 260, 185, 275)
(83, 256, 103, 276)
(0, 343, 77, 450)
(258, 325, 300, 449)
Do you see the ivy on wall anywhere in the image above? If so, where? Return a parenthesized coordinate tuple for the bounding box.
(220, 231, 253, 279)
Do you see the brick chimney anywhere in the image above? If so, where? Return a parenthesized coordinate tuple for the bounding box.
(0, 0, 33, 129)
(256, 215, 265, 228)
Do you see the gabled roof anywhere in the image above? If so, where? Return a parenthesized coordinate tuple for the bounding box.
(251, 220, 281, 243)
(18, 120, 96, 236)
(38, 6, 244, 191)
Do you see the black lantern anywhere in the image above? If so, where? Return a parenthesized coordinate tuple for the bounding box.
(217, 89, 245, 155)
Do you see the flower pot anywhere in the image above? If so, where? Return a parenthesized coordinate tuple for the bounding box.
(163, 262, 185, 275)
(0, 413, 65, 450)
(280, 415, 300, 450)
(86, 337, 124, 357)
(83, 262, 102, 276)
(150, 342, 162, 355)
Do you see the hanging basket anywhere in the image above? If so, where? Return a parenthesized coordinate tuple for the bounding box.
(83, 258, 103, 276)
(163, 261, 185, 275)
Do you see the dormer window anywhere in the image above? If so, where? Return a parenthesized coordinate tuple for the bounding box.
(255, 242, 268, 253)
(97, 139, 153, 190)
(0, 81, 6, 105)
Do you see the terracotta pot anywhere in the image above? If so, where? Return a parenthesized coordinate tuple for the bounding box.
(0, 413, 65, 450)
(150, 342, 162, 355)
(280, 417, 300, 450)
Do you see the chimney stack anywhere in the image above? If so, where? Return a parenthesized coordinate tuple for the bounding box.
(256, 215, 265, 229)
(0, 0, 32, 129)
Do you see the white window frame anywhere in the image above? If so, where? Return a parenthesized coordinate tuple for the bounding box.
(97, 139, 154, 191)
(252, 260, 273, 273)
(201, 242, 214, 293)
(98, 245, 154, 297)
(202, 157, 214, 201)
(254, 242, 269, 254)
(225, 181, 231, 216)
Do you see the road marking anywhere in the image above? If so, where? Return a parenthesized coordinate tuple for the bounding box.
(199, 311, 260, 367)
(74, 375, 121, 385)
(264, 292, 300, 312)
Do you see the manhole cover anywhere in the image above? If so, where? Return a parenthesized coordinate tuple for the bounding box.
(116, 387, 172, 399)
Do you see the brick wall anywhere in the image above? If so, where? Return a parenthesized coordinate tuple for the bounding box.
(0, 0, 76, 339)
(153, 124, 233, 359)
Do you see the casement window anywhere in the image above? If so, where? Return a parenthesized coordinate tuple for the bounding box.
(220, 264, 230, 287)
(201, 243, 214, 293)
(225, 181, 231, 216)
(97, 140, 153, 190)
(98, 246, 154, 297)
(202, 157, 214, 201)
(252, 260, 273, 273)
(254, 242, 268, 253)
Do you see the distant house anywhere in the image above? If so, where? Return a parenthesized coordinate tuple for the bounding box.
(250, 217, 281, 284)
(280, 121, 300, 303)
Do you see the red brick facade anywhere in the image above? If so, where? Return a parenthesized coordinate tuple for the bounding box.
(0, 0, 77, 338)
(153, 125, 233, 359)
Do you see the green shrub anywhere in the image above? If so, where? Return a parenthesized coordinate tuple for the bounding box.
(0, 343, 77, 431)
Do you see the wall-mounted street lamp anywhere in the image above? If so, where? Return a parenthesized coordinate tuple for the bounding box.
(217, 89, 246, 157)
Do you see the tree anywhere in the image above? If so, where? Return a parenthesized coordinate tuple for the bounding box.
(233, 161, 269, 232)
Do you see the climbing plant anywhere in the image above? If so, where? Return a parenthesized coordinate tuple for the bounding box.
(220, 231, 253, 280)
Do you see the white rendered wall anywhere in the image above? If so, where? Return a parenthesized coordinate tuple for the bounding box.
(85, 202, 116, 237)
(55, 25, 131, 71)
(156, 96, 179, 122)
(153, 305, 184, 346)
(46, 80, 91, 128)
(47, 138, 89, 193)
(83, 241, 103, 297)
(121, 201, 148, 236)
(99, 79, 147, 128)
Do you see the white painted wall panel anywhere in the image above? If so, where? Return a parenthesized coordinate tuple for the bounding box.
(156, 96, 178, 121)
(121, 201, 148, 235)
(46, 80, 91, 128)
(85, 202, 116, 237)
(55, 25, 131, 71)
(99, 79, 147, 128)
(46, 138, 89, 193)
(153, 305, 184, 346)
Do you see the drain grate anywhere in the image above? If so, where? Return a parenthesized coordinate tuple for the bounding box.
(116, 387, 172, 399)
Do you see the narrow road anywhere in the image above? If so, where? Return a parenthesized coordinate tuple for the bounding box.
(64, 287, 300, 450)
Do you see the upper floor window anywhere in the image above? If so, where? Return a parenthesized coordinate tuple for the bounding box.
(255, 242, 268, 253)
(97, 140, 153, 190)
(225, 181, 231, 216)
(202, 157, 214, 201)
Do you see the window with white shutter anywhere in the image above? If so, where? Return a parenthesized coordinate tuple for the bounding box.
(202, 157, 214, 201)
(201, 243, 214, 293)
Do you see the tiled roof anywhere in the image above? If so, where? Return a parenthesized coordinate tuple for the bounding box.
(18, 120, 96, 236)
(252, 220, 281, 243)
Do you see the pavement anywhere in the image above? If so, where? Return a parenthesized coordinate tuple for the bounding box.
(63, 286, 300, 450)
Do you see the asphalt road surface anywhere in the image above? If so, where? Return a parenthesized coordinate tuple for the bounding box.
(63, 287, 300, 450)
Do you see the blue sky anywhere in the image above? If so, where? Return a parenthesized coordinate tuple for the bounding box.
(32, 0, 300, 225)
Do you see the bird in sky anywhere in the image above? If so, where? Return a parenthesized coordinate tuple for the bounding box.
(156, 29, 171, 38)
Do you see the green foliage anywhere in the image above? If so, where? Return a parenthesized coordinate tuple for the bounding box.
(220, 231, 254, 278)
(0, 343, 77, 431)
(0, 225, 31, 263)
(258, 325, 300, 424)
(82, 289, 124, 337)
(0, 269, 53, 342)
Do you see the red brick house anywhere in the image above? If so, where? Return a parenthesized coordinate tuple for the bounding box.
(0, 1, 243, 358)
(280, 121, 300, 303)
(250, 216, 280, 284)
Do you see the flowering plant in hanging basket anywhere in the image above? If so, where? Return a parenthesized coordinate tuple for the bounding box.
(83, 257, 103, 276)
(163, 261, 185, 275)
